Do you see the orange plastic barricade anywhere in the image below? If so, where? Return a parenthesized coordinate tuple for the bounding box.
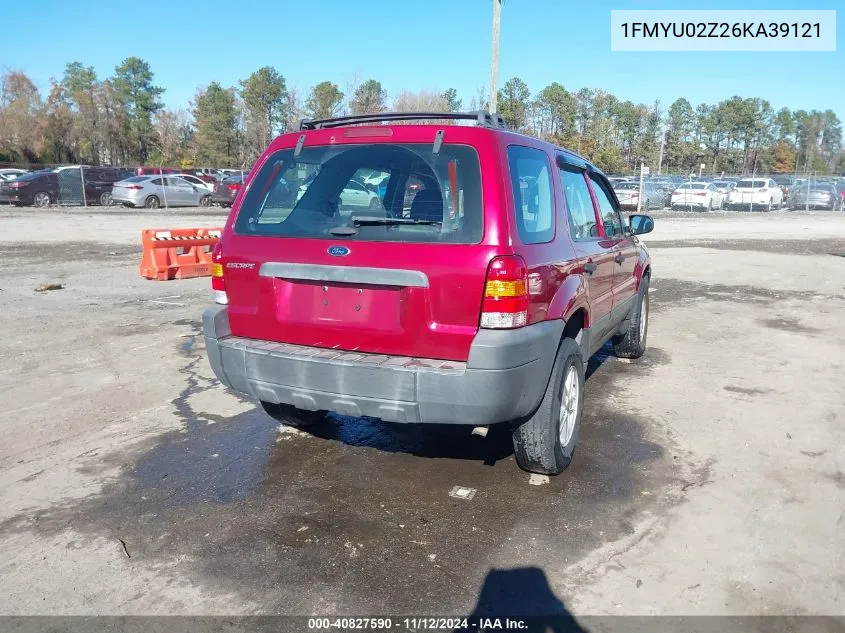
(139, 227, 223, 280)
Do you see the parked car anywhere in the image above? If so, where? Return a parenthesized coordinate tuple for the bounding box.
(111, 175, 213, 208)
(180, 168, 219, 184)
(787, 183, 841, 210)
(711, 180, 737, 196)
(202, 110, 654, 476)
(771, 175, 796, 200)
(0, 169, 60, 206)
(613, 181, 663, 211)
(295, 176, 382, 212)
(82, 166, 135, 205)
(136, 166, 177, 176)
(724, 178, 784, 211)
(670, 182, 723, 211)
(837, 181, 845, 206)
(211, 173, 245, 207)
(173, 173, 215, 192)
(0, 168, 28, 181)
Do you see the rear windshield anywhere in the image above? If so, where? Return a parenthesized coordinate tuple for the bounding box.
(122, 176, 147, 183)
(234, 143, 483, 244)
(736, 180, 768, 188)
(677, 183, 706, 190)
(615, 183, 640, 190)
(223, 174, 244, 184)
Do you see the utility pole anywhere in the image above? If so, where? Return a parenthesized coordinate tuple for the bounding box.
(657, 129, 666, 175)
(489, 0, 501, 113)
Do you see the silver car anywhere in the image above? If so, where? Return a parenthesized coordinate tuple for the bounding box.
(111, 175, 214, 209)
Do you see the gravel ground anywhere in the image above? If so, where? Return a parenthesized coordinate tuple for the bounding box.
(0, 208, 843, 623)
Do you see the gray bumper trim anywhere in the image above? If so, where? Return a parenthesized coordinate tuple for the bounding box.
(202, 306, 563, 425)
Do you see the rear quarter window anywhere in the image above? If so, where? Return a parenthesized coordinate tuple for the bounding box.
(506, 146, 554, 244)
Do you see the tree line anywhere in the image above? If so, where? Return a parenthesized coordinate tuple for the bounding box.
(1, 59, 842, 175)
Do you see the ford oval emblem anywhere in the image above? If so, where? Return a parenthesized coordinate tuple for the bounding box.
(327, 245, 350, 257)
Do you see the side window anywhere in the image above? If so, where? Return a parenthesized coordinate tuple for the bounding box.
(589, 174, 624, 238)
(559, 163, 598, 240)
(507, 146, 554, 244)
(150, 178, 163, 186)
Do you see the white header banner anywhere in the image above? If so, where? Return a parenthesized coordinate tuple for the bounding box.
(610, 10, 836, 51)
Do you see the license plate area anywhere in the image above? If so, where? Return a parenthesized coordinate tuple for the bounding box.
(277, 279, 401, 329)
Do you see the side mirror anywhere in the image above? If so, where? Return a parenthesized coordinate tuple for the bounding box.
(629, 214, 654, 236)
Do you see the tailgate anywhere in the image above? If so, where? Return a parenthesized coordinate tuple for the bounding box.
(220, 138, 495, 362)
(224, 238, 493, 361)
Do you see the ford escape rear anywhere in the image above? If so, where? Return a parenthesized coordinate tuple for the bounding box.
(203, 111, 654, 475)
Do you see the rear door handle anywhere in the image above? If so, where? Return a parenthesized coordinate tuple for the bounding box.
(615, 254, 626, 265)
(583, 262, 597, 275)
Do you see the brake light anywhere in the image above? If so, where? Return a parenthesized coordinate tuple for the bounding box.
(210, 242, 227, 305)
(480, 255, 528, 329)
(8, 181, 26, 188)
(227, 184, 241, 192)
(124, 185, 143, 190)
(695, 192, 707, 196)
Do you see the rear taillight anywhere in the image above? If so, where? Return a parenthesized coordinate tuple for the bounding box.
(480, 255, 528, 329)
(8, 181, 26, 188)
(125, 185, 143, 190)
(695, 192, 707, 196)
(227, 184, 241, 192)
(211, 242, 227, 305)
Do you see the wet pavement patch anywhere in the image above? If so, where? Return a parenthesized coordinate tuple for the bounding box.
(649, 278, 841, 307)
(758, 317, 822, 335)
(723, 385, 773, 396)
(0, 339, 683, 614)
(648, 238, 845, 256)
(0, 241, 138, 265)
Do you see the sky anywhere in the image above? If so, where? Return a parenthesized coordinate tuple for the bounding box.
(1, 0, 842, 124)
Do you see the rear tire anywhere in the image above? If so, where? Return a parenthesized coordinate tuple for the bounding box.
(260, 401, 324, 427)
(33, 191, 51, 207)
(145, 195, 160, 209)
(613, 274, 650, 359)
(99, 191, 112, 206)
(200, 194, 212, 207)
(512, 338, 585, 475)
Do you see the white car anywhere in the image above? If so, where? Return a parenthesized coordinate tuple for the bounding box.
(173, 173, 215, 192)
(724, 178, 784, 211)
(671, 182, 723, 211)
(296, 177, 381, 212)
(0, 168, 28, 181)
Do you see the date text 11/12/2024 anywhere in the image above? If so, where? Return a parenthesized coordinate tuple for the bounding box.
(307, 617, 530, 630)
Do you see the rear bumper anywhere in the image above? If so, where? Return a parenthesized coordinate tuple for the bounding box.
(725, 202, 769, 210)
(203, 305, 563, 425)
(112, 193, 144, 206)
(211, 193, 234, 205)
(671, 202, 709, 210)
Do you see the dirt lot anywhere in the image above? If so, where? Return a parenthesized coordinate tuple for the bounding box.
(0, 206, 843, 619)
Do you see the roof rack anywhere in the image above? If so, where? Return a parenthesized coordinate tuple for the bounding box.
(299, 110, 506, 131)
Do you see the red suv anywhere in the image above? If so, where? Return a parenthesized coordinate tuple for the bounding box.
(203, 111, 654, 475)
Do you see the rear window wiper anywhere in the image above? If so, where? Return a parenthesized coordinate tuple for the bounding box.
(352, 217, 442, 227)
